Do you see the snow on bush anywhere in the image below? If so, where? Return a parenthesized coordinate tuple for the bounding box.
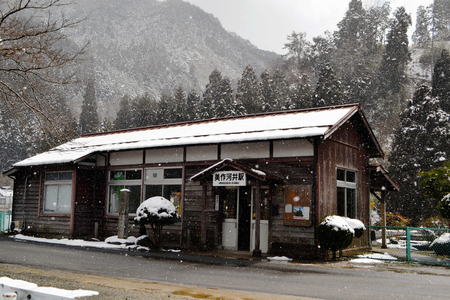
(439, 193, 450, 220)
(317, 215, 366, 259)
(134, 196, 180, 249)
(430, 233, 450, 256)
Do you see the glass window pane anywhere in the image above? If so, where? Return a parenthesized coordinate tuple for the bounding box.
(252, 188, 270, 220)
(44, 185, 58, 211)
(337, 169, 345, 181)
(59, 172, 73, 181)
(337, 187, 346, 216)
(126, 170, 142, 180)
(45, 173, 58, 181)
(57, 184, 72, 213)
(126, 185, 142, 214)
(110, 171, 125, 181)
(347, 188, 357, 218)
(346, 171, 356, 183)
(164, 168, 182, 179)
(145, 185, 163, 200)
(109, 186, 123, 213)
(222, 188, 237, 219)
(164, 185, 182, 215)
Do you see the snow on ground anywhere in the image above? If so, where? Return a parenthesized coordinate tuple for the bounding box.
(13, 234, 138, 249)
(0, 277, 98, 299)
(350, 252, 397, 264)
(267, 256, 293, 262)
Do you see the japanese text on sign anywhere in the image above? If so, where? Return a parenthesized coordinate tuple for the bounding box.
(213, 171, 246, 186)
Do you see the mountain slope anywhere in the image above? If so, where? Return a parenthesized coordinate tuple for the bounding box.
(64, 0, 278, 118)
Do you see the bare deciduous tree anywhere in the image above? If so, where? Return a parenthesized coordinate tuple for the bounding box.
(0, 0, 86, 148)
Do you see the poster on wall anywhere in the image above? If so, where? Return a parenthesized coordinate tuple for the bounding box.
(293, 206, 310, 220)
(213, 171, 246, 186)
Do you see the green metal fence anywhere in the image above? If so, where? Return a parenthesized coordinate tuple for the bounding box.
(367, 225, 450, 266)
(0, 210, 11, 232)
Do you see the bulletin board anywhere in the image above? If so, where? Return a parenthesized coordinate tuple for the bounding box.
(283, 185, 312, 226)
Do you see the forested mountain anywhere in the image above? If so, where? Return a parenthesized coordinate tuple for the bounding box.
(63, 0, 278, 118)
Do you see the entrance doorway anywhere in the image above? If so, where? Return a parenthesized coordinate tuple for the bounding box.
(221, 186, 269, 252)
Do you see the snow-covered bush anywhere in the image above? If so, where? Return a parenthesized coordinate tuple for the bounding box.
(134, 196, 180, 249)
(430, 233, 450, 256)
(342, 217, 366, 238)
(317, 215, 366, 260)
(438, 193, 450, 220)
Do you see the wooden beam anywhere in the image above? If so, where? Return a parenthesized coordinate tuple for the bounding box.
(201, 184, 207, 248)
(253, 184, 261, 257)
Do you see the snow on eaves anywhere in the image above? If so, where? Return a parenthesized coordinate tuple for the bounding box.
(14, 106, 356, 167)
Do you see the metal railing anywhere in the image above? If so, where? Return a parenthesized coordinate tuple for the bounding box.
(367, 225, 450, 266)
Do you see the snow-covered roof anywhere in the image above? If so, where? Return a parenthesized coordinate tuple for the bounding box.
(11, 104, 381, 168)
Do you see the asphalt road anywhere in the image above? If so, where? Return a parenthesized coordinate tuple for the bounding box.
(1, 237, 450, 299)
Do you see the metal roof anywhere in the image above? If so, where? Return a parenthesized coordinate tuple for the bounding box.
(9, 104, 383, 169)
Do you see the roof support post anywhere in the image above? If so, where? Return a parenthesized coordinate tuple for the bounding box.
(201, 184, 207, 249)
(253, 184, 261, 257)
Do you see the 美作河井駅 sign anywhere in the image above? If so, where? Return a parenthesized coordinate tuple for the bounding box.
(213, 171, 246, 186)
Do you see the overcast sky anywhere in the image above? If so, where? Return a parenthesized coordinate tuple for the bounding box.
(184, 0, 432, 54)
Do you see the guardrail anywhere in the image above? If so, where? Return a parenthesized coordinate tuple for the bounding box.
(0, 277, 98, 299)
(367, 225, 450, 266)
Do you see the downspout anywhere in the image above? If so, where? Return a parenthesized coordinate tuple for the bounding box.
(22, 174, 31, 230)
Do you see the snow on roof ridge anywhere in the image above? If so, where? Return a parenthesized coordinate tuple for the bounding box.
(82, 104, 360, 138)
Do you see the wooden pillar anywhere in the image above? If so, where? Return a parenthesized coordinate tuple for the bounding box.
(118, 189, 130, 239)
(253, 184, 262, 257)
(381, 191, 387, 249)
(201, 184, 207, 248)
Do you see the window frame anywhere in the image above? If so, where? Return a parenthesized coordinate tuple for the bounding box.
(336, 168, 357, 219)
(43, 171, 73, 215)
(107, 169, 143, 215)
(144, 167, 183, 215)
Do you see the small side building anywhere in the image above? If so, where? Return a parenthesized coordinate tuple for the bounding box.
(5, 104, 388, 258)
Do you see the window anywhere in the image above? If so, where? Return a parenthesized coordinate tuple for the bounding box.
(43, 172, 73, 214)
(336, 168, 357, 218)
(145, 168, 182, 215)
(108, 169, 142, 214)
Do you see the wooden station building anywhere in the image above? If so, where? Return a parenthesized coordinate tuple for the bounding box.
(5, 104, 391, 258)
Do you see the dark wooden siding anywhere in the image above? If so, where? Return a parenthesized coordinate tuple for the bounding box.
(11, 170, 72, 237)
(317, 121, 371, 250)
(268, 160, 317, 258)
(73, 168, 106, 238)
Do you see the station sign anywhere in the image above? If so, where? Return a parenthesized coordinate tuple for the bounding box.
(213, 171, 246, 186)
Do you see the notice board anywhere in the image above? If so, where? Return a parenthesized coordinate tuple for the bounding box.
(284, 185, 312, 226)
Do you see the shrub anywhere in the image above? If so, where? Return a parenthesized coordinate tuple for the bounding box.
(438, 194, 450, 220)
(134, 196, 180, 249)
(318, 215, 354, 260)
(430, 233, 450, 256)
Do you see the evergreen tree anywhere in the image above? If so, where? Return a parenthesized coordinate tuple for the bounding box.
(334, 0, 368, 52)
(237, 65, 263, 114)
(272, 69, 291, 111)
(115, 95, 133, 130)
(133, 94, 156, 127)
(260, 70, 275, 112)
(432, 49, 450, 113)
(201, 69, 222, 119)
(432, 0, 450, 41)
(156, 93, 176, 125)
(312, 64, 345, 107)
(290, 74, 313, 109)
(215, 77, 234, 118)
(79, 80, 100, 135)
(379, 7, 412, 96)
(412, 6, 432, 47)
(173, 86, 187, 123)
(186, 90, 201, 121)
(387, 85, 450, 224)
